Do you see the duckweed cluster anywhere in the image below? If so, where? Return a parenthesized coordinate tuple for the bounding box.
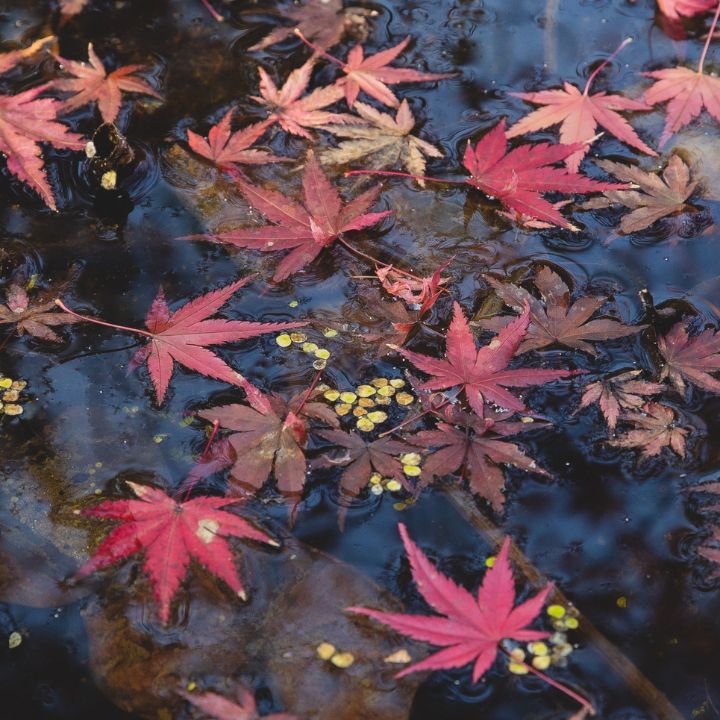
(0, 375, 26, 416)
(275, 329, 336, 369)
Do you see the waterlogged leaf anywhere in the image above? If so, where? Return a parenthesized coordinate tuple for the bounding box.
(376, 262, 448, 320)
(187, 153, 391, 282)
(198, 385, 339, 495)
(475, 266, 644, 354)
(319, 100, 442, 185)
(581, 156, 698, 233)
(82, 537, 420, 719)
(657, 0, 716, 19)
(248, 0, 372, 52)
(396, 301, 581, 417)
(0, 36, 55, 75)
(332, 36, 456, 108)
(187, 109, 287, 169)
(179, 683, 298, 720)
(348, 524, 552, 681)
(507, 75, 656, 173)
(0, 277, 80, 342)
(316, 430, 411, 495)
(0, 84, 84, 209)
(608, 401, 688, 458)
(412, 416, 548, 512)
(462, 121, 628, 229)
(658, 320, 720, 394)
(575, 370, 664, 431)
(251, 59, 358, 139)
(52, 42, 161, 123)
(75, 481, 277, 624)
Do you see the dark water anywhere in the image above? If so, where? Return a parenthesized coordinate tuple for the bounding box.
(1, 0, 720, 718)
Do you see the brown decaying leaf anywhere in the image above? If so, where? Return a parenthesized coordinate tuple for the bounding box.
(249, 0, 373, 52)
(475, 266, 643, 355)
(251, 58, 359, 139)
(316, 429, 412, 495)
(575, 370, 664, 431)
(51, 42, 161, 123)
(319, 99, 442, 186)
(608, 401, 688, 458)
(199, 386, 338, 495)
(411, 414, 548, 512)
(0, 278, 79, 342)
(581, 155, 698, 233)
(657, 319, 720, 395)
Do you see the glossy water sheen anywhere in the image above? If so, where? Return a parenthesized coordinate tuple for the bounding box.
(1, 0, 720, 718)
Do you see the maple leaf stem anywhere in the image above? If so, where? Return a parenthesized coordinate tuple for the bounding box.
(345, 169, 465, 185)
(294, 29, 347, 68)
(199, 0, 224, 22)
(583, 37, 632, 95)
(500, 648, 595, 714)
(377, 399, 450, 438)
(291, 368, 325, 417)
(699, 1, 720, 73)
(201, 419, 221, 460)
(337, 238, 425, 282)
(54, 299, 154, 339)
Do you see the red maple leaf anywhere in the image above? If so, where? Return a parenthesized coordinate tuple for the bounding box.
(643, 5, 720, 147)
(376, 262, 449, 317)
(315, 429, 411, 495)
(394, 300, 580, 418)
(179, 684, 298, 720)
(575, 370, 664, 431)
(187, 153, 392, 282)
(331, 36, 456, 108)
(412, 415, 547, 512)
(0, 84, 84, 210)
(348, 523, 552, 681)
(608, 401, 688, 458)
(657, 320, 720, 394)
(462, 121, 628, 229)
(507, 40, 656, 173)
(51, 43, 161, 123)
(76, 481, 277, 624)
(198, 385, 338, 494)
(186, 109, 286, 169)
(658, 0, 715, 19)
(57, 277, 304, 404)
(251, 58, 358, 139)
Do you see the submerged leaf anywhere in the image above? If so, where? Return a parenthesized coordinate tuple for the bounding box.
(608, 401, 688, 458)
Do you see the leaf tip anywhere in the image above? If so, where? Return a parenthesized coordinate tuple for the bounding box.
(238, 589, 248, 601)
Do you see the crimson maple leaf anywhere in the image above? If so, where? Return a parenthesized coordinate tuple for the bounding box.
(322, 36, 456, 108)
(315, 429, 412, 495)
(376, 261, 449, 316)
(475, 266, 644, 354)
(462, 121, 628, 229)
(395, 301, 580, 418)
(658, 0, 715, 19)
(609, 401, 688, 458)
(186, 109, 286, 169)
(57, 277, 304, 404)
(657, 320, 720, 394)
(198, 385, 338, 494)
(0, 84, 84, 210)
(507, 41, 656, 173)
(51, 43, 161, 123)
(348, 524, 552, 681)
(575, 370, 664, 431)
(412, 415, 547, 512)
(76, 481, 277, 623)
(188, 153, 392, 282)
(643, 7, 720, 147)
(179, 684, 298, 720)
(251, 59, 358, 139)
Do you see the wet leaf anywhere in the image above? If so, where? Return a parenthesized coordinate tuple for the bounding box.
(186, 153, 391, 282)
(0, 36, 55, 75)
(608, 401, 688, 458)
(475, 266, 644, 354)
(59, 0, 89, 16)
(395, 300, 581, 417)
(348, 524, 552, 681)
(75, 480, 277, 624)
(320, 100, 442, 185)
(581, 156, 698, 233)
(179, 682, 298, 719)
(657, 0, 715, 20)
